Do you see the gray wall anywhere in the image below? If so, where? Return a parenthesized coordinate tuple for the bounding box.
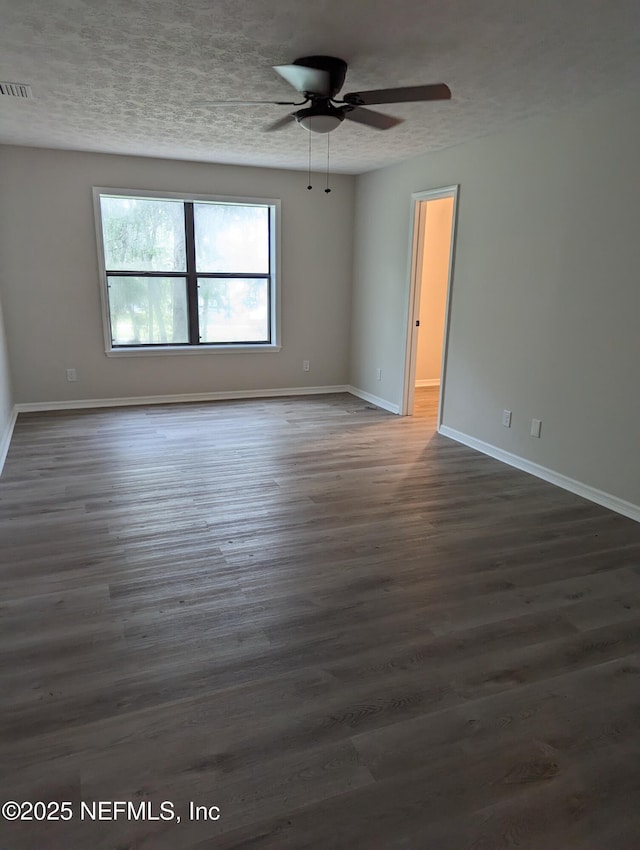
(350, 89, 640, 508)
(0, 146, 355, 403)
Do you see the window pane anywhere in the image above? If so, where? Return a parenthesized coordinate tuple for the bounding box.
(101, 197, 186, 271)
(194, 204, 269, 273)
(198, 278, 269, 343)
(108, 276, 189, 345)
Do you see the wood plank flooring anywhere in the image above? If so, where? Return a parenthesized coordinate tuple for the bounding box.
(1, 387, 640, 849)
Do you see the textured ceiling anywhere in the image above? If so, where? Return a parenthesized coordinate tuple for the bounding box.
(1, 0, 640, 174)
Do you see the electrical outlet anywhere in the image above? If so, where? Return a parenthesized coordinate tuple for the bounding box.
(376, 368, 382, 381)
(531, 418, 542, 438)
(502, 409, 512, 428)
(66, 368, 77, 382)
(303, 360, 310, 372)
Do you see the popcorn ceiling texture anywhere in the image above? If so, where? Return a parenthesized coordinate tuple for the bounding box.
(1, 0, 640, 173)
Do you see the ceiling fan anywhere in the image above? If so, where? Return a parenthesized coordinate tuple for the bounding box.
(217, 56, 451, 134)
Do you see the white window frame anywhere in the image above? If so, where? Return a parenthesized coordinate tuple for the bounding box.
(92, 187, 282, 356)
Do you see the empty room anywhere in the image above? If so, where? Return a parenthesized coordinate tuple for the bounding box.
(2, 1, 640, 848)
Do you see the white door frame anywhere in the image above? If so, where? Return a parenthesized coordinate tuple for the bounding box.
(400, 185, 459, 425)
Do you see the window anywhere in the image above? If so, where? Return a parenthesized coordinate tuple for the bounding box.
(93, 190, 280, 353)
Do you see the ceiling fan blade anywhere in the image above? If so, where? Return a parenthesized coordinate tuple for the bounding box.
(343, 106, 403, 130)
(273, 64, 331, 96)
(263, 113, 297, 132)
(196, 99, 304, 106)
(343, 83, 451, 106)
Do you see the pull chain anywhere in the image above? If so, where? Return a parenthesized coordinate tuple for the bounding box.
(325, 134, 331, 194)
(307, 132, 312, 190)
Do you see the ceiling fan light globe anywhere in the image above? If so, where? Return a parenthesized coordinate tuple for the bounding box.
(297, 113, 343, 133)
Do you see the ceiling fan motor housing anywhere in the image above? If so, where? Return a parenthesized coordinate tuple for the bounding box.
(293, 56, 347, 98)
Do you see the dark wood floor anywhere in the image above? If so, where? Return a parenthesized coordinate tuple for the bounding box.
(2, 388, 640, 849)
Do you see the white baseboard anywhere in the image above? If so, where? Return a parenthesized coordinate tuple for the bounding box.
(0, 405, 18, 476)
(439, 424, 640, 524)
(14, 385, 350, 414)
(415, 378, 440, 388)
(347, 386, 400, 414)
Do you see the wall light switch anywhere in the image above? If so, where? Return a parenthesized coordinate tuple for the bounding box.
(66, 368, 77, 382)
(531, 418, 542, 438)
(376, 368, 382, 381)
(502, 409, 512, 428)
(303, 360, 310, 372)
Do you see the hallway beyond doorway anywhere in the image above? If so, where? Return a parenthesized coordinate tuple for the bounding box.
(412, 385, 439, 428)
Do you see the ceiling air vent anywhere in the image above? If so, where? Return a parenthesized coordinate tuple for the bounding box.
(0, 81, 33, 99)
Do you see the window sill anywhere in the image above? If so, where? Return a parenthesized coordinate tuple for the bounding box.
(105, 344, 282, 357)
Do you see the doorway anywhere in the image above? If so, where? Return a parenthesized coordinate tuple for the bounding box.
(401, 186, 458, 423)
